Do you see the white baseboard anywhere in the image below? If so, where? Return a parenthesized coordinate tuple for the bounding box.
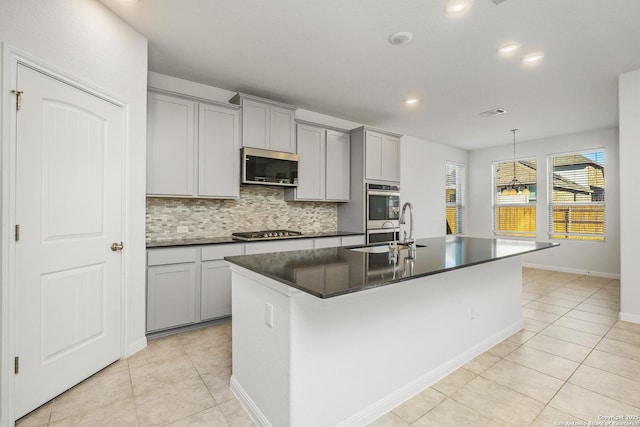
(125, 336, 147, 358)
(522, 263, 620, 279)
(230, 376, 272, 427)
(619, 312, 640, 324)
(335, 319, 525, 427)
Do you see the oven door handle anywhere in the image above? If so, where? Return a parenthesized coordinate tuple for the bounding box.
(367, 191, 401, 197)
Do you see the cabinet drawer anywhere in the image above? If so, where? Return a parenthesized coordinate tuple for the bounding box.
(201, 244, 245, 261)
(245, 239, 314, 255)
(147, 247, 197, 266)
(341, 235, 366, 247)
(314, 237, 342, 249)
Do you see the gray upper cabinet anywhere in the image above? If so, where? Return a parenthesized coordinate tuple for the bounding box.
(285, 123, 350, 202)
(147, 93, 196, 196)
(364, 129, 401, 183)
(326, 129, 351, 201)
(198, 103, 240, 198)
(147, 91, 240, 199)
(230, 93, 296, 153)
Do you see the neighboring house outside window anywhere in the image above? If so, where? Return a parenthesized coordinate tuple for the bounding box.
(446, 162, 464, 234)
(493, 159, 537, 237)
(548, 150, 605, 241)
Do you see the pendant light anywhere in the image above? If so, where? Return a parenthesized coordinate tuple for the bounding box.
(501, 129, 522, 196)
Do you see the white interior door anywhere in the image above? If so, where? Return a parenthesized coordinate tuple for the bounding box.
(14, 63, 124, 419)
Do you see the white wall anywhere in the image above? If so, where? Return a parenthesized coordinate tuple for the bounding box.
(400, 135, 468, 239)
(466, 128, 620, 277)
(0, 1, 148, 422)
(619, 69, 640, 323)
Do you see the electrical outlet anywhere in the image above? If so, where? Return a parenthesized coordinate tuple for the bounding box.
(469, 306, 475, 320)
(265, 303, 273, 328)
(177, 225, 189, 233)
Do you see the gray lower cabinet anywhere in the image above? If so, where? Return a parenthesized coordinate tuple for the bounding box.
(201, 260, 232, 321)
(146, 235, 364, 333)
(147, 262, 197, 332)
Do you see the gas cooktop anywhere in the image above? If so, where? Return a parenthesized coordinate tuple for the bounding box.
(231, 230, 303, 241)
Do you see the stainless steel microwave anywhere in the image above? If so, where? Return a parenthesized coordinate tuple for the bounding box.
(241, 147, 299, 187)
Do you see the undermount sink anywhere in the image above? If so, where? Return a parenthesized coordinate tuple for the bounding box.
(348, 243, 425, 253)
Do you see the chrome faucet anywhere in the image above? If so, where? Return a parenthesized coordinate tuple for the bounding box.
(400, 202, 415, 256)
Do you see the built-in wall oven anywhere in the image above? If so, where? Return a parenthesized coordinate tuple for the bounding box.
(366, 183, 400, 244)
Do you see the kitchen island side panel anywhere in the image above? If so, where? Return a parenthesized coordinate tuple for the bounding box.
(231, 257, 523, 427)
(230, 268, 295, 427)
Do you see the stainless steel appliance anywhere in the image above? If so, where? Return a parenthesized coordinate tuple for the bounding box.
(232, 229, 303, 241)
(366, 183, 400, 229)
(242, 147, 299, 187)
(367, 228, 400, 245)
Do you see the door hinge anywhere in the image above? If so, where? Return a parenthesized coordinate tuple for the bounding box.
(15, 224, 20, 241)
(14, 357, 19, 374)
(11, 90, 23, 111)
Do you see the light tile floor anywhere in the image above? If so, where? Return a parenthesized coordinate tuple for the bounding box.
(16, 268, 640, 426)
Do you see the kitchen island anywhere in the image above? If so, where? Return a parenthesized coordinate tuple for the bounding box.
(225, 236, 557, 427)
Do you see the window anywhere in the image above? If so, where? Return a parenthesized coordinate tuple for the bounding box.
(493, 158, 537, 237)
(445, 162, 464, 234)
(548, 150, 605, 241)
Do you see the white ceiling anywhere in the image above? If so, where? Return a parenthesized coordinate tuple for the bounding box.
(98, 0, 640, 150)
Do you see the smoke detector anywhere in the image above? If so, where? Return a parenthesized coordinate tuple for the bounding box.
(389, 32, 413, 45)
(479, 108, 508, 117)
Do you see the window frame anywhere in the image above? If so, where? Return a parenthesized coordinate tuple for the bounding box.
(492, 156, 538, 239)
(445, 161, 465, 235)
(547, 148, 606, 242)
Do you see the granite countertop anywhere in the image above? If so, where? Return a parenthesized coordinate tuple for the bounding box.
(225, 236, 558, 299)
(146, 230, 364, 248)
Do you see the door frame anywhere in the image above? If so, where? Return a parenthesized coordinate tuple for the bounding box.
(0, 43, 132, 426)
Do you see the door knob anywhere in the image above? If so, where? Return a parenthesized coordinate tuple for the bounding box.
(110, 242, 124, 252)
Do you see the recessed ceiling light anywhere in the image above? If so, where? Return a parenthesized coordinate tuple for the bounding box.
(389, 32, 413, 45)
(443, 0, 474, 16)
(521, 52, 545, 65)
(405, 98, 420, 105)
(497, 42, 521, 55)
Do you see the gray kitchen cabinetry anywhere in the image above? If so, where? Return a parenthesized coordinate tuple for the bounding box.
(200, 244, 244, 322)
(230, 93, 296, 153)
(147, 247, 197, 332)
(359, 127, 401, 183)
(146, 235, 364, 333)
(147, 91, 240, 198)
(285, 123, 350, 202)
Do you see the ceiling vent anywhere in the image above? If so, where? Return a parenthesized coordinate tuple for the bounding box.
(491, 0, 508, 4)
(479, 107, 508, 117)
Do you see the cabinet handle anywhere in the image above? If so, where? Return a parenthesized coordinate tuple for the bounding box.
(111, 242, 124, 252)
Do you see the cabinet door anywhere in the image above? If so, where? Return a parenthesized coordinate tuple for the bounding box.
(147, 93, 196, 196)
(365, 130, 383, 181)
(325, 130, 350, 201)
(381, 135, 401, 182)
(147, 263, 196, 332)
(242, 99, 269, 149)
(270, 106, 296, 153)
(198, 104, 240, 198)
(201, 260, 232, 321)
(295, 124, 325, 200)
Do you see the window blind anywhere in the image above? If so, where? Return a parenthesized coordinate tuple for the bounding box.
(445, 162, 464, 234)
(493, 159, 537, 238)
(548, 150, 605, 241)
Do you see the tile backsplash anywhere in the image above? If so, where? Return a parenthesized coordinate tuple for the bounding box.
(146, 186, 338, 242)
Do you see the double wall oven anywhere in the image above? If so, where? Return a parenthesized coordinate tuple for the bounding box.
(366, 183, 400, 244)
